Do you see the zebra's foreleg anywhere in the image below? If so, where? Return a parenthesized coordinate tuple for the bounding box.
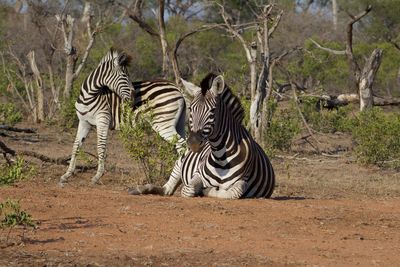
(162, 154, 183, 195)
(181, 173, 203, 197)
(203, 180, 247, 199)
(59, 120, 91, 186)
(90, 118, 110, 185)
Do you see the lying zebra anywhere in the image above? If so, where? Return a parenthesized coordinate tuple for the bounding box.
(59, 48, 186, 186)
(130, 73, 275, 199)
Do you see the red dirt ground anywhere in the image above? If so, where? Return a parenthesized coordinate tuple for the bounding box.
(1, 124, 400, 266)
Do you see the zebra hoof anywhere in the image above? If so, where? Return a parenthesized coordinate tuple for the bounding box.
(58, 181, 67, 188)
(90, 180, 102, 186)
(59, 172, 72, 184)
(128, 187, 142, 195)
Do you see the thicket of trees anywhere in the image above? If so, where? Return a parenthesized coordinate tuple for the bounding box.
(1, 0, 400, 166)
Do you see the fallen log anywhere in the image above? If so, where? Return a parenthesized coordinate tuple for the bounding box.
(0, 125, 37, 133)
(310, 93, 400, 110)
(0, 139, 96, 171)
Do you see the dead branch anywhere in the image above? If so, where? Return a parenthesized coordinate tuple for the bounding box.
(280, 65, 321, 153)
(0, 140, 16, 156)
(74, 4, 100, 79)
(291, 80, 321, 152)
(0, 139, 16, 165)
(346, 5, 372, 85)
(173, 24, 219, 86)
(119, 0, 159, 37)
(309, 38, 346, 55)
(388, 39, 400, 51)
(268, 10, 283, 37)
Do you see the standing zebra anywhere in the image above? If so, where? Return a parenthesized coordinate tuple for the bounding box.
(130, 73, 275, 199)
(59, 48, 186, 186)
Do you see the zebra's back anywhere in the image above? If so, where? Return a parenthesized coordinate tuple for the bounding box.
(132, 80, 186, 142)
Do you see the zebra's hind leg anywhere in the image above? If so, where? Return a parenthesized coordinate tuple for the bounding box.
(59, 120, 91, 187)
(203, 180, 247, 199)
(90, 118, 110, 185)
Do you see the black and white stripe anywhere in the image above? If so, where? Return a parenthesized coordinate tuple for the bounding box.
(130, 73, 275, 198)
(60, 48, 186, 186)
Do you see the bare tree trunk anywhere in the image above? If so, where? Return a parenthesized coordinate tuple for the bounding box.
(61, 15, 77, 99)
(58, 2, 98, 100)
(397, 67, 400, 88)
(251, 6, 283, 144)
(332, 0, 338, 31)
(311, 5, 378, 111)
(249, 42, 259, 140)
(345, 5, 372, 91)
(216, 3, 284, 144)
(359, 48, 382, 111)
(158, 0, 170, 77)
(47, 64, 60, 117)
(27, 51, 45, 123)
(64, 50, 77, 99)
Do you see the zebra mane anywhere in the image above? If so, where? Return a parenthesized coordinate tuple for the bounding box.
(99, 48, 132, 67)
(200, 73, 245, 124)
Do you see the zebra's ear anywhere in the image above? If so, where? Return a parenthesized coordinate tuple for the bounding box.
(211, 75, 225, 95)
(181, 78, 201, 97)
(117, 52, 131, 67)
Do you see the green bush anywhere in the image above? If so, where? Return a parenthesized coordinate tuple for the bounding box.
(0, 199, 35, 228)
(351, 107, 400, 168)
(0, 157, 33, 186)
(264, 101, 301, 153)
(300, 97, 353, 133)
(0, 103, 22, 125)
(119, 103, 179, 185)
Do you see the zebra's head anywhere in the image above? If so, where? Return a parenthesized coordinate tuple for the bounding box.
(185, 73, 225, 153)
(98, 48, 133, 101)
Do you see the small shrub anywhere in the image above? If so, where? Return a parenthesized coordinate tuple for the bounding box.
(59, 95, 78, 129)
(0, 103, 22, 125)
(0, 157, 33, 186)
(119, 103, 179, 185)
(264, 101, 301, 153)
(351, 107, 400, 168)
(0, 199, 35, 228)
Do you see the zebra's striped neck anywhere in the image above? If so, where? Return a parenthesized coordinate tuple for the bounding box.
(208, 99, 250, 167)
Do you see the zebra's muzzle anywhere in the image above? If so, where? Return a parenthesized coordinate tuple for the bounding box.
(187, 131, 204, 153)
